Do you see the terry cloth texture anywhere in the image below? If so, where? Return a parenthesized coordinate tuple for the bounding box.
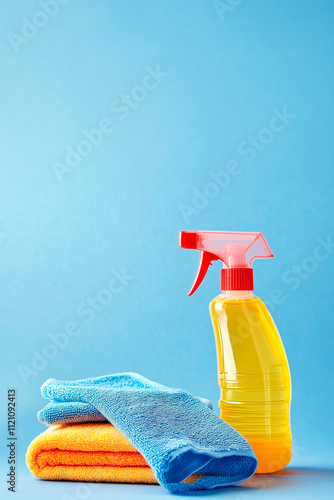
(38, 398, 213, 425)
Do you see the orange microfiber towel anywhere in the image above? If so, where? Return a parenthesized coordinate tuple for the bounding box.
(26, 422, 158, 484)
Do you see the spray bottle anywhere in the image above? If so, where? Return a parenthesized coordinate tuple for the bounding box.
(179, 231, 292, 473)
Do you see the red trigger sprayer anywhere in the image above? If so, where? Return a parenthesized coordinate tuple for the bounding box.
(179, 231, 292, 474)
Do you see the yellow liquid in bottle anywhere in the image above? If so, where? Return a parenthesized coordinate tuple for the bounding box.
(210, 293, 292, 473)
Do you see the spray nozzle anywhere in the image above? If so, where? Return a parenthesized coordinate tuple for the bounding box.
(179, 231, 274, 295)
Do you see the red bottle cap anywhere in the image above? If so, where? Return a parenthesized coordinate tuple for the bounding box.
(221, 268, 254, 291)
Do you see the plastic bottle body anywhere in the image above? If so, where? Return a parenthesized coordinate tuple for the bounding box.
(210, 291, 292, 473)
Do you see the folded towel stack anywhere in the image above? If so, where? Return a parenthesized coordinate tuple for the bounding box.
(26, 373, 257, 493)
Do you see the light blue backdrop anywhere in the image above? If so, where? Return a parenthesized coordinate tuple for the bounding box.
(0, 0, 333, 498)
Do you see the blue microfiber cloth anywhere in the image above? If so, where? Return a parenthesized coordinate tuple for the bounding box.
(39, 373, 257, 493)
(38, 397, 213, 425)
(38, 402, 107, 424)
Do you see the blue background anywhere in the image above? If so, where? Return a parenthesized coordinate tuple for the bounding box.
(1, 0, 333, 498)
